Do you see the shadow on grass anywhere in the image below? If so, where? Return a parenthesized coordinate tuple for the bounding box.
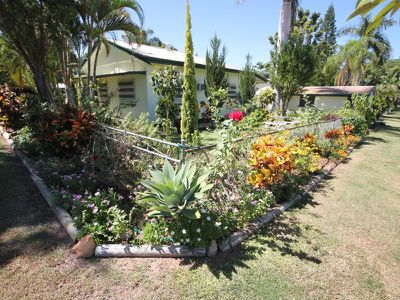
(0, 144, 70, 268)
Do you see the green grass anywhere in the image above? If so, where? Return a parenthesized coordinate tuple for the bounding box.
(1, 112, 400, 299)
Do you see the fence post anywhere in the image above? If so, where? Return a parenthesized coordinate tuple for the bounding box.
(180, 138, 186, 164)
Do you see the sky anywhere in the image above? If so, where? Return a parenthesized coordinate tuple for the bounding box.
(131, 0, 400, 68)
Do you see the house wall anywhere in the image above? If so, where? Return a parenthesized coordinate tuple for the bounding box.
(97, 74, 148, 119)
(145, 64, 241, 120)
(85, 44, 244, 120)
(288, 95, 348, 111)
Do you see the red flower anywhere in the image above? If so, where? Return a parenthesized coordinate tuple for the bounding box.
(229, 110, 244, 122)
(92, 154, 99, 161)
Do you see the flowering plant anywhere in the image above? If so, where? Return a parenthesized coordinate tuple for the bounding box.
(66, 189, 131, 243)
(228, 110, 244, 122)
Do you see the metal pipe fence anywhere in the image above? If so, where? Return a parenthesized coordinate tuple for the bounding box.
(94, 118, 342, 165)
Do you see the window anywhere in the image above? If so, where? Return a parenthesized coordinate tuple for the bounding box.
(98, 81, 108, 99)
(118, 80, 136, 106)
(299, 95, 306, 107)
(299, 95, 315, 107)
(228, 85, 237, 98)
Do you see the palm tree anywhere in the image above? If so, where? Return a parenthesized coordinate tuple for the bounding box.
(340, 15, 395, 65)
(348, 0, 400, 33)
(76, 0, 144, 95)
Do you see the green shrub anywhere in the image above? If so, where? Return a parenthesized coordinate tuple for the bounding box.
(140, 211, 227, 247)
(13, 126, 42, 155)
(241, 109, 269, 129)
(338, 108, 369, 138)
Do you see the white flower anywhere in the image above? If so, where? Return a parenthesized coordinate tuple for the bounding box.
(206, 216, 211, 221)
(200, 208, 207, 214)
(197, 237, 201, 241)
(196, 228, 201, 233)
(215, 222, 221, 227)
(94, 192, 100, 196)
(170, 231, 175, 236)
(182, 229, 187, 235)
(186, 238, 190, 243)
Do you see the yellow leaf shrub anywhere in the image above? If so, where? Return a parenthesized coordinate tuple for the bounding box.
(248, 135, 293, 188)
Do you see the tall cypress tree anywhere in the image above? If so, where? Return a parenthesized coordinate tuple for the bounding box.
(180, 0, 198, 142)
(205, 35, 228, 101)
(321, 4, 337, 57)
(239, 54, 256, 105)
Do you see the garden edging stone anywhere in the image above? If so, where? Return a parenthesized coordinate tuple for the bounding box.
(218, 147, 354, 252)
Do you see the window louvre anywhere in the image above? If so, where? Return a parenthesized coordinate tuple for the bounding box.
(228, 85, 237, 98)
(99, 82, 108, 99)
(118, 80, 136, 107)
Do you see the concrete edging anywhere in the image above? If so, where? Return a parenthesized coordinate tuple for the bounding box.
(218, 148, 354, 252)
(0, 126, 79, 242)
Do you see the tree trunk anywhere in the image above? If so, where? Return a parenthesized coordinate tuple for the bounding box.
(278, 0, 292, 48)
(93, 42, 101, 83)
(31, 63, 55, 107)
(87, 39, 93, 96)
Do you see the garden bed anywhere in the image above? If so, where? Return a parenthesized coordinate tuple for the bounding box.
(1, 123, 358, 258)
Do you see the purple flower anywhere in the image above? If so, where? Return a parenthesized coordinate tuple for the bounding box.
(72, 194, 82, 201)
(251, 200, 258, 206)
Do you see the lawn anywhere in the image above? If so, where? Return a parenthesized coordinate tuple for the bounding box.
(0, 112, 399, 299)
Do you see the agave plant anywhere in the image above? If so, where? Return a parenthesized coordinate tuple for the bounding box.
(139, 160, 213, 219)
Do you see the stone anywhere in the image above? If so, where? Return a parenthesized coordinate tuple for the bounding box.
(206, 240, 218, 257)
(72, 235, 96, 258)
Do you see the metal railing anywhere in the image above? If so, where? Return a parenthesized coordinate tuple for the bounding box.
(94, 118, 342, 165)
(96, 124, 187, 164)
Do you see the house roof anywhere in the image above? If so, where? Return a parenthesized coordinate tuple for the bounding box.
(111, 39, 242, 73)
(301, 86, 376, 96)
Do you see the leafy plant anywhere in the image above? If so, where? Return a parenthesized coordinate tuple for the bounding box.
(151, 66, 183, 127)
(139, 160, 212, 219)
(0, 83, 25, 129)
(248, 135, 294, 188)
(68, 189, 131, 243)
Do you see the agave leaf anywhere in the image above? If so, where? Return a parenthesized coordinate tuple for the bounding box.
(149, 205, 172, 213)
(175, 161, 190, 186)
(182, 209, 201, 220)
(164, 193, 181, 208)
(149, 170, 166, 183)
(147, 210, 171, 217)
(141, 180, 173, 197)
(163, 160, 176, 181)
(186, 162, 196, 184)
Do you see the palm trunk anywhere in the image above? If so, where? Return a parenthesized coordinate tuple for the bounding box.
(93, 42, 101, 83)
(278, 0, 292, 48)
(87, 38, 93, 96)
(275, 0, 293, 114)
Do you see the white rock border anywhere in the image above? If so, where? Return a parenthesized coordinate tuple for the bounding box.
(1, 124, 356, 258)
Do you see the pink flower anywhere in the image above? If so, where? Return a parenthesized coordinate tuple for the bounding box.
(229, 110, 244, 122)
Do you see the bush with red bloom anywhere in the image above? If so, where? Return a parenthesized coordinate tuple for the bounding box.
(229, 110, 244, 122)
